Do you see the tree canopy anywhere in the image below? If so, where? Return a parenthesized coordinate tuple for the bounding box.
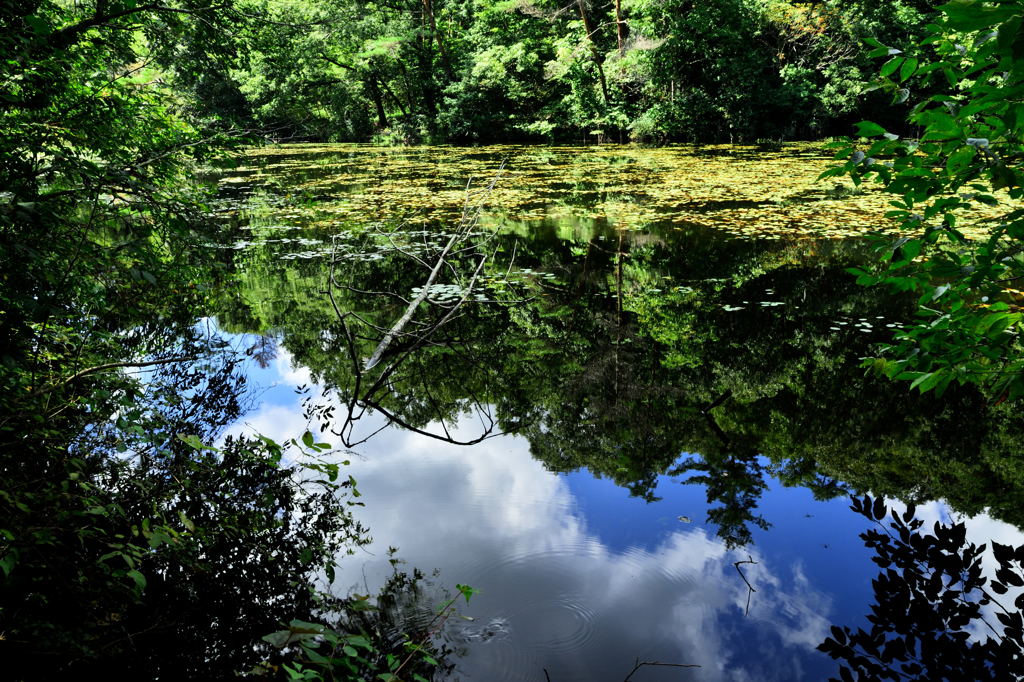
(1, 3, 453, 678)
(85, 0, 937, 143)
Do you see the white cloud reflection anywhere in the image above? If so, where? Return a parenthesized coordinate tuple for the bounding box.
(223, 347, 1024, 681)
(232, 373, 836, 682)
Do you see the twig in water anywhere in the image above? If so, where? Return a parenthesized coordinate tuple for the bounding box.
(702, 389, 733, 414)
(623, 657, 702, 681)
(32, 355, 197, 396)
(734, 554, 758, 616)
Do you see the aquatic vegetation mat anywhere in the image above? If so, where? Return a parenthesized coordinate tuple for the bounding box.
(212, 143, 1015, 242)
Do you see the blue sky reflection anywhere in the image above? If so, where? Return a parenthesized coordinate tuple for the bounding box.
(227, 348, 1023, 681)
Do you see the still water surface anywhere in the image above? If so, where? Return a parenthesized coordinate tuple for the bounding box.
(212, 144, 1024, 681)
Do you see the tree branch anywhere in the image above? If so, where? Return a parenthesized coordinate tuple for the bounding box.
(734, 554, 758, 616)
(33, 356, 197, 396)
(47, 3, 231, 52)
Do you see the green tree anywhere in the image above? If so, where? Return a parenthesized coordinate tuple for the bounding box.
(216, 187, 1024, 546)
(0, 4, 451, 678)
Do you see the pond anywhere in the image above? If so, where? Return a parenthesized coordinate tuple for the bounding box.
(210, 144, 1024, 681)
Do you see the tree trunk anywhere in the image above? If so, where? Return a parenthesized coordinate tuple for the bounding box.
(576, 0, 609, 106)
(614, 0, 627, 57)
(373, 69, 408, 117)
(366, 77, 389, 129)
(422, 0, 455, 79)
(320, 55, 399, 126)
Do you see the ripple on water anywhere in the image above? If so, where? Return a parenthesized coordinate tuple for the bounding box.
(450, 537, 709, 681)
(511, 594, 597, 653)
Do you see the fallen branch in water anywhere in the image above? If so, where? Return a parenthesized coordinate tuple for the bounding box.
(322, 161, 533, 448)
(544, 658, 702, 682)
(32, 355, 197, 397)
(362, 164, 504, 371)
(702, 389, 733, 413)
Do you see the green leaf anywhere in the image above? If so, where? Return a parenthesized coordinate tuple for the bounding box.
(287, 620, 327, 634)
(24, 15, 49, 35)
(346, 635, 372, 649)
(987, 313, 1020, 338)
(975, 312, 1013, 335)
(908, 372, 933, 391)
(919, 110, 962, 139)
(176, 433, 218, 452)
(901, 239, 922, 262)
(456, 583, 480, 602)
(946, 146, 976, 175)
(178, 510, 195, 532)
(0, 551, 17, 577)
(899, 57, 919, 82)
(854, 121, 887, 137)
(940, 0, 1019, 32)
(263, 630, 295, 648)
(126, 569, 147, 591)
(880, 57, 904, 78)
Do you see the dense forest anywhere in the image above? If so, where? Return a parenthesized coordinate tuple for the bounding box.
(1, 0, 938, 145)
(5, 0, 1024, 679)
(162, 0, 939, 143)
(172, 0, 938, 143)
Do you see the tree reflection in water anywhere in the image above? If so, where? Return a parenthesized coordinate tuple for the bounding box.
(214, 150, 1024, 677)
(222, 218, 1024, 545)
(821, 496, 1024, 681)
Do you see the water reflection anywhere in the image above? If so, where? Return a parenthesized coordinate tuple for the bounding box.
(212, 144, 1024, 679)
(234, 363, 1024, 680)
(235, 382, 840, 681)
(217, 211, 1024, 543)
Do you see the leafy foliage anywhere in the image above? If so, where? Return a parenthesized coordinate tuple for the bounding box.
(214, 151, 1024, 548)
(0, 3, 457, 678)
(0, 314, 372, 678)
(823, 0, 1024, 398)
(263, 570, 474, 681)
(165, 0, 939, 142)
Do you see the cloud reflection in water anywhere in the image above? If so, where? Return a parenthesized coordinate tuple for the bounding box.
(234, 356, 835, 681)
